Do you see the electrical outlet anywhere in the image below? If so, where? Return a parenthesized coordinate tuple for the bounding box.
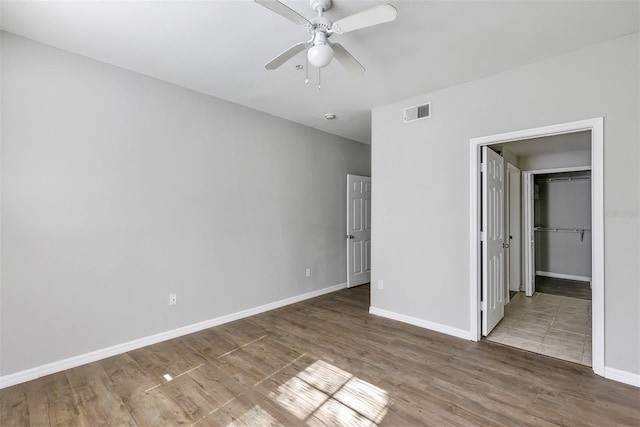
(169, 293, 177, 305)
(306, 268, 311, 277)
(377, 280, 384, 290)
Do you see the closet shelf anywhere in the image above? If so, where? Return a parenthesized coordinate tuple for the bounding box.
(536, 176, 591, 183)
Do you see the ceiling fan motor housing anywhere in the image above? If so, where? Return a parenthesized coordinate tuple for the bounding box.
(309, 16, 334, 36)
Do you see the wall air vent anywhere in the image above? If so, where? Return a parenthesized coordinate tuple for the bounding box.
(403, 102, 431, 123)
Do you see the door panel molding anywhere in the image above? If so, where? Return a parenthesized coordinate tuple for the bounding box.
(347, 174, 371, 287)
(481, 146, 505, 335)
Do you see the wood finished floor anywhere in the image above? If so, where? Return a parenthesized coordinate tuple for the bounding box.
(2, 285, 639, 426)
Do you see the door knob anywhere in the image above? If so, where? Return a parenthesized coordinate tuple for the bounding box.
(502, 243, 510, 249)
(345, 235, 354, 239)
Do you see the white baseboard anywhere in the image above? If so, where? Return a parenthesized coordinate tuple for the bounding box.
(536, 270, 591, 283)
(604, 367, 640, 387)
(0, 282, 347, 389)
(369, 307, 473, 341)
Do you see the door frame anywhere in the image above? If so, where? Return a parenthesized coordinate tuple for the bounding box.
(469, 117, 604, 376)
(522, 165, 592, 297)
(522, 171, 535, 296)
(506, 163, 521, 296)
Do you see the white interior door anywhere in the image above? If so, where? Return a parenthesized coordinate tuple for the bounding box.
(482, 147, 505, 336)
(523, 172, 536, 297)
(508, 164, 522, 292)
(347, 174, 371, 288)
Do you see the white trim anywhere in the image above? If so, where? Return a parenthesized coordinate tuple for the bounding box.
(369, 307, 473, 341)
(536, 271, 592, 283)
(523, 172, 535, 297)
(469, 119, 597, 145)
(469, 138, 482, 341)
(506, 163, 522, 295)
(469, 117, 604, 377)
(0, 282, 347, 389)
(604, 367, 640, 388)
(590, 119, 605, 376)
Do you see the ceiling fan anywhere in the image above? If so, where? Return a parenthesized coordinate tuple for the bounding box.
(254, 0, 397, 76)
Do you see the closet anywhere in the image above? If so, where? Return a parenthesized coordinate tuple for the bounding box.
(534, 171, 592, 283)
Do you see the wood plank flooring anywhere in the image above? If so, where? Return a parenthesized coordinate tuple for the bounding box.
(2, 285, 639, 426)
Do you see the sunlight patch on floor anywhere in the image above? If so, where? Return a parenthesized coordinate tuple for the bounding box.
(270, 360, 388, 425)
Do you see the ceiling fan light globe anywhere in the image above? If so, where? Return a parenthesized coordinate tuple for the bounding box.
(307, 44, 334, 68)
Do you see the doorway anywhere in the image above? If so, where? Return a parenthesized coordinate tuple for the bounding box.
(469, 118, 604, 376)
(493, 167, 593, 365)
(492, 168, 593, 365)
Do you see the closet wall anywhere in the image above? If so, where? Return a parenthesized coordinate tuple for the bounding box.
(534, 171, 592, 281)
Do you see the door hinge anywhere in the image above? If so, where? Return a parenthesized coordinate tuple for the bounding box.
(480, 162, 486, 173)
(481, 301, 486, 311)
(480, 231, 485, 242)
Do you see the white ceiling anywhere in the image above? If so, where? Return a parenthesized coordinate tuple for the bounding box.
(2, 0, 638, 144)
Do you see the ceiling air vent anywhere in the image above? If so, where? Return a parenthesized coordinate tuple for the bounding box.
(403, 102, 431, 123)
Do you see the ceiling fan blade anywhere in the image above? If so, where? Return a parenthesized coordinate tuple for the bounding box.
(254, 0, 310, 26)
(332, 44, 365, 75)
(265, 41, 307, 70)
(331, 3, 397, 34)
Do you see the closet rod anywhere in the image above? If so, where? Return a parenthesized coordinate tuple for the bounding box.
(534, 226, 591, 242)
(534, 227, 591, 233)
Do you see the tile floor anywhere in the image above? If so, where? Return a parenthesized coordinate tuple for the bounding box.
(486, 292, 592, 366)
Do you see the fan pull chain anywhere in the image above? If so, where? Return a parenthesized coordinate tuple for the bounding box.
(318, 67, 321, 90)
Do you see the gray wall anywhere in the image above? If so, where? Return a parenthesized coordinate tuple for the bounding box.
(371, 33, 639, 375)
(519, 149, 591, 171)
(0, 33, 371, 376)
(535, 174, 592, 278)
